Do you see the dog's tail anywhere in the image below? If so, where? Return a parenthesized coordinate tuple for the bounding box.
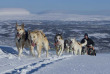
(81, 39, 87, 46)
(39, 30, 46, 37)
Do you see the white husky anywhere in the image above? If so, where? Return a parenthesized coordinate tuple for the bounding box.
(70, 38, 87, 55)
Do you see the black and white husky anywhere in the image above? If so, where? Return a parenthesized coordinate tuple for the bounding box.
(64, 39, 71, 53)
(54, 33, 64, 56)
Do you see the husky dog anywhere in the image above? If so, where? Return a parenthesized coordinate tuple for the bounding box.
(28, 30, 50, 58)
(15, 23, 31, 56)
(82, 46, 88, 55)
(54, 33, 64, 56)
(64, 39, 71, 53)
(70, 38, 87, 55)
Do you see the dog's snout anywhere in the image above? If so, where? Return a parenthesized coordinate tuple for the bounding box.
(17, 32, 20, 35)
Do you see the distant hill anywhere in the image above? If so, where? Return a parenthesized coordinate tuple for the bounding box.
(0, 8, 110, 21)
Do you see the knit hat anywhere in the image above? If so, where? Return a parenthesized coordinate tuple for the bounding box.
(84, 33, 88, 37)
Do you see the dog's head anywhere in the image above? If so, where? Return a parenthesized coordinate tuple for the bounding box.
(64, 39, 71, 48)
(28, 30, 38, 47)
(54, 33, 63, 43)
(70, 38, 76, 44)
(16, 23, 25, 38)
(64, 40, 69, 48)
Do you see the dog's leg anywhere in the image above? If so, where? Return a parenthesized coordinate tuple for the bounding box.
(71, 48, 74, 55)
(16, 43, 22, 56)
(46, 50, 48, 57)
(37, 46, 40, 58)
(44, 42, 49, 57)
(16, 43, 19, 55)
(30, 46, 35, 56)
(74, 49, 77, 55)
(59, 44, 64, 56)
(37, 45, 42, 58)
(61, 44, 64, 55)
(55, 46, 58, 56)
(22, 42, 25, 50)
(69, 47, 73, 55)
(17, 45, 23, 57)
(79, 48, 82, 55)
(71, 47, 74, 55)
(67, 48, 69, 53)
(19, 43, 24, 56)
(18, 42, 25, 56)
(45, 46, 49, 58)
(18, 48, 21, 56)
(19, 48, 23, 56)
(58, 46, 62, 56)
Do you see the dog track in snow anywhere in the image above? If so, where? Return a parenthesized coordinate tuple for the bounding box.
(5, 55, 72, 74)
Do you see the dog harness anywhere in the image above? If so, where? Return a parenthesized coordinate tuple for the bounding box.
(25, 30, 28, 41)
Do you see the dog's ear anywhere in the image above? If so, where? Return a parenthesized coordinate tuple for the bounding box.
(16, 22, 18, 27)
(60, 33, 63, 37)
(61, 36, 63, 39)
(21, 23, 24, 28)
(56, 33, 58, 35)
(58, 33, 62, 35)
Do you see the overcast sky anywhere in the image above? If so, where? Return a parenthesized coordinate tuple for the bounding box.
(0, 0, 110, 15)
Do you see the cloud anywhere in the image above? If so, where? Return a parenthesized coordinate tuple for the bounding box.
(0, 8, 30, 15)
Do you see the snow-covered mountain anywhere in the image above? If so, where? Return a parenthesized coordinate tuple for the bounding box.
(0, 8, 110, 21)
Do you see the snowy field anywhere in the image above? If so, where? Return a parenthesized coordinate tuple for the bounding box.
(0, 46, 110, 74)
(0, 20, 110, 74)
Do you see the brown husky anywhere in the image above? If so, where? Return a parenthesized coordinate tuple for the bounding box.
(28, 30, 50, 58)
(15, 23, 34, 56)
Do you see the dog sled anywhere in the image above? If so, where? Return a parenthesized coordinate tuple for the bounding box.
(87, 46, 96, 56)
(82, 45, 96, 56)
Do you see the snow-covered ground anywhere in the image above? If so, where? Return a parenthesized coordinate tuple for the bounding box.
(36, 54, 110, 74)
(0, 46, 110, 74)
